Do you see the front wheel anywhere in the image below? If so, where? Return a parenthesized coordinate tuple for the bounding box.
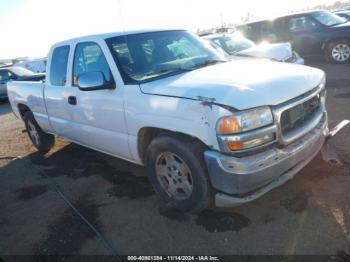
(24, 111, 55, 153)
(145, 135, 213, 213)
(326, 41, 350, 63)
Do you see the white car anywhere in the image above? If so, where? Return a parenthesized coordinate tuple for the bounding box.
(8, 29, 331, 212)
(15, 58, 47, 73)
(0, 66, 45, 100)
(202, 33, 304, 64)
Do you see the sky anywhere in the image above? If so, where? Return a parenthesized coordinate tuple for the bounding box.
(0, 0, 340, 59)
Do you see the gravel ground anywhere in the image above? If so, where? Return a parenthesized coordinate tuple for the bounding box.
(0, 63, 349, 256)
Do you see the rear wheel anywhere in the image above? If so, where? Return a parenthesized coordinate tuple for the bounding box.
(326, 41, 350, 63)
(145, 135, 213, 213)
(24, 111, 54, 153)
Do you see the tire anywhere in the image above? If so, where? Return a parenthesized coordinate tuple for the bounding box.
(23, 111, 54, 153)
(326, 40, 350, 64)
(145, 135, 213, 213)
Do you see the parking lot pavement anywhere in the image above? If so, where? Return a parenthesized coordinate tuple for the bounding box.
(0, 63, 350, 256)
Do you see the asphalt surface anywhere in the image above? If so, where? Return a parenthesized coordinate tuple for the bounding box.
(0, 63, 350, 256)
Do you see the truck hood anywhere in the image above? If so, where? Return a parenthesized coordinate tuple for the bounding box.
(140, 60, 324, 110)
(237, 42, 293, 62)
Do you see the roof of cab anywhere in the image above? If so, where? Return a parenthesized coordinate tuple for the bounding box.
(52, 28, 185, 47)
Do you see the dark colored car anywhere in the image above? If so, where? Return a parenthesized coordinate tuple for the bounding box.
(0, 67, 45, 100)
(334, 10, 350, 21)
(237, 10, 350, 63)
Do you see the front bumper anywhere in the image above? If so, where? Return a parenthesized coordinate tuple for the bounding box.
(204, 112, 328, 207)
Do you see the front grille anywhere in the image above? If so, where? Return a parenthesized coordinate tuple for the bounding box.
(280, 94, 321, 134)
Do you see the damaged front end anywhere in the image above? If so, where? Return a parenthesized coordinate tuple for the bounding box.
(203, 83, 350, 207)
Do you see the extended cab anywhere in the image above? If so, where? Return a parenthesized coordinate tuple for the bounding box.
(8, 29, 329, 212)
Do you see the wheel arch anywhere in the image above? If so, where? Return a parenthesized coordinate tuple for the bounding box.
(137, 127, 210, 164)
(322, 37, 350, 51)
(17, 103, 32, 119)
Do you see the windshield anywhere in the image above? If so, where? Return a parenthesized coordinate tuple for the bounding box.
(10, 67, 35, 76)
(106, 30, 225, 83)
(210, 34, 256, 55)
(311, 11, 347, 26)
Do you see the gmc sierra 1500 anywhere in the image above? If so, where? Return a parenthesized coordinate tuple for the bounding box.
(7, 29, 347, 212)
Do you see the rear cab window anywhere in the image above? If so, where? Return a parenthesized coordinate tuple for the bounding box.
(50, 45, 70, 86)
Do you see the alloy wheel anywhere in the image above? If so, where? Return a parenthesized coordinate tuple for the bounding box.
(332, 43, 350, 62)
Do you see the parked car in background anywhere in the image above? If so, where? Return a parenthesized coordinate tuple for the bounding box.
(237, 10, 350, 63)
(201, 33, 304, 64)
(0, 67, 45, 100)
(334, 10, 350, 21)
(15, 58, 47, 73)
(8, 29, 331, 212)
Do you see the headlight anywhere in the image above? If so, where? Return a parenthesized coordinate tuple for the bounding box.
(217, 106, 275, 151)
(217, 106, 273, 134)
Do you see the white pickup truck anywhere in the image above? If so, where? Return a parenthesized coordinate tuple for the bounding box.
(8, 29, 331, 212)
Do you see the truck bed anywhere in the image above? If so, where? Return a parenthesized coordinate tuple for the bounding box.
(16, 73, 45, 82)
(7, 81, 47, 126)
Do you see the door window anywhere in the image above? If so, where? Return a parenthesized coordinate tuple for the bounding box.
(288, 16, 318, 32)
(72, 42, 113, 86)
(50, 45, 70, 86)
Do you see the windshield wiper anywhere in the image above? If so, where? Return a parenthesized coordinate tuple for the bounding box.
(139, 60, 227, 83)
(145, 67, 194, 77)
(190, 59, 227, 69)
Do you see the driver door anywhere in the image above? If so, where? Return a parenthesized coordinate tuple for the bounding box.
(66, 41, 131, 159)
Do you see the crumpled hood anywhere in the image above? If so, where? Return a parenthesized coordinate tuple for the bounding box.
(140, 60, 325, 110)
(237, 42, 293, 62)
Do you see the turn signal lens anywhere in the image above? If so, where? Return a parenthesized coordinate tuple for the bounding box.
(224, 133, 275, 151)
(217, 116, 241, 134)
(227, 141, 244, 150)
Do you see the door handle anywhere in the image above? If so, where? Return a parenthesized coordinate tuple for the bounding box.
(68, 96, 77, 105)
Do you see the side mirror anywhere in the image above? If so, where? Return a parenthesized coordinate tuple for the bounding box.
(77, 71, 114, 91)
